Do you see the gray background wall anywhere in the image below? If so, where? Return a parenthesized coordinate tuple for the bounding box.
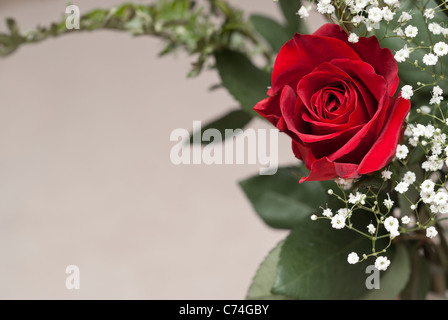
(0, 0, 323, 299)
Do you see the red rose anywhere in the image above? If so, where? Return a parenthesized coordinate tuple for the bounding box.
(254, 24, 410, 182)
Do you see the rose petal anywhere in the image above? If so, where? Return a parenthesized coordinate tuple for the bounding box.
(313, 24, 399, 96)
(270, 32, 361, 95)
(357, 96, 410, 174)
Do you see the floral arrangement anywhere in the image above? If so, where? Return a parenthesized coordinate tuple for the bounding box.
(2, 0, 447, 300)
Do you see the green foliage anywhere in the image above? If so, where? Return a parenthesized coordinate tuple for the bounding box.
(0, 0, 271, 77)
(239, 166, 335, 229)
(246, 241, 292, 300)
(271, 215, 388, 300)
(189, 109, 252, 145)
(214, 49, 271, 116)
(361, 244, 411, 300)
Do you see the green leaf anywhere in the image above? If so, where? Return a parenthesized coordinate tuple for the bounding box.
(277, 0, 307, 35)
(361, 244, 411, 300)
(400, 244, 432, 300)
(250, 14, 290, 53)
(239, 166, 333, 229)
(214, 49, 271, 117)
(189, 109, 253, 145)
(272, 216, 388, 300)
(246, 241, 292, 300)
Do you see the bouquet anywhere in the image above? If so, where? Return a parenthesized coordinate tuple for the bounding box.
(2, 0, 447, 300)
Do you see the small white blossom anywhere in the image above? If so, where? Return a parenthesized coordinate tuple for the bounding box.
(383, 194, 394, 210)
(401, 216, 411, 224)
(368, 7, 383, 23)
(394, 27, 405, 37)
(398, 12, 412, 23)
(434, 190, 448, 205)
(395, 182, 409, 194)
(396, 144, 409, 159)
(317, 1, 335, 14)
(423, 53, 438, 66)
(430, 204, 439, 214)
(434, 42, 448, 56)
(429, 22, 443, 35)
(349, 192, 366, 205)
(424, 124, 435, 138)
(331, 214, 346, 229)
(297, 6, 310, 19)
(395, 46, 410, 62)
(403, 171, 416, 184)
(322, 208, 333, 217)
(421, 179, 435, 192)
(390, 229, 400, 239)
(382, 7, 395, 21)
(352, 15, 363, 24)
(367, 223, 376, 234)
(424, 8, 435, 20)
(348, 33, 359, 43)
(401, 85, 413, 100)
(384, 216, 399, 233)
(426, 226, 438, 239)
(375, 256, 391, 271)
(311, 214, 317, 221)
(420, 106, 431, 114)
(384, 0, 399, 5)
(404, 25, 418, 38)
(420, 190, 435, 203)
(381, 169, 392, 180)
(438, 202, 448, 214)
(347, 252, 360, 264)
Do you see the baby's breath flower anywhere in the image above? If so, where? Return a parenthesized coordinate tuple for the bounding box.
(424, 8, 435, 20)
(420, 106, 431, 114)
(401, 85, 413, 100)
(433, 86, 443, 96)
(421, 179, 435, 192)
(434, 42, 448, 56)
(429, 22, 443, 35)
(322, 208, 333, 217)
(382, 7, 395, 21)
(398, 12, 412, 23)
(375, 256, 391, 271)
(395, 182, 409, 194)
(434, 190, 448, 205)
(384, 0, 399, 6)
(423, 53, 438, 66)
(347, 252, 359, 264)
(396, 144, 409, 159)
(311, 214, 317, 221)
(348, 33, 359, 43)
(297, 6, 310, 19)
(384, 216, 399, 233)
(401, 216, 411, 224)
(368, 7, 383, 23)
(420, 190, 435, 203)
(438, 202, 448, 214)
(331, 214, 346, 229)
(426, 226, 438, 239)
(403, 171, 416, 184)
(395, 46, 410, 62)
(404, 25, 418, 38)
(381, 169, 392, 180)
(383, 194, 394, 210)
(367, 223, 376, 234)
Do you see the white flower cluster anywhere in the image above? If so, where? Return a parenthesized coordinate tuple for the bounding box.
(301, 0, 447, 273)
